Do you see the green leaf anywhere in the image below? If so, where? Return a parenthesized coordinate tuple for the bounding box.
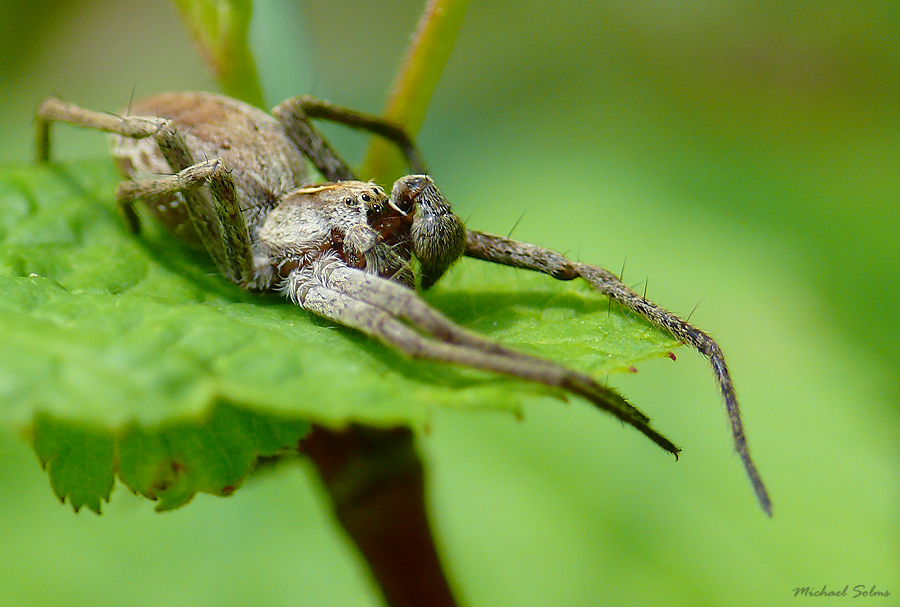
(0, 160, 679, 512)
(32, 414, 115, 514)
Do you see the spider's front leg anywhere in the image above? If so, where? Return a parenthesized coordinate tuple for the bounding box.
(464, 229, 772, 515)
(284, 256, 680, 457)
(258, 180, 675, 452)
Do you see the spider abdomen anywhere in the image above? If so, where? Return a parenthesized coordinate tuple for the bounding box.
(111, 92, 308, 248)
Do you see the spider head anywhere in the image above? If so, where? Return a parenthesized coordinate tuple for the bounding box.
(262, 181, 389, 267)
(280, 181, 391, 233)
(325, 182, 390, 225)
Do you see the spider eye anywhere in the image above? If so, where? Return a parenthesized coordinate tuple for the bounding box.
(366, 202, 383, 218)
(344, 197, 355, 207)
(361, 193, 371, 202)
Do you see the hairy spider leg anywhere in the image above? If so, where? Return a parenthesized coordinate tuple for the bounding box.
(35, 98, 254, 285)
(273, 96, 426, 182)
(286, 257, 679, 457)
(464, 230, 771, 515)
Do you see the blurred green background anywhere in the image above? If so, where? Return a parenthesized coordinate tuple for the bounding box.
(1, 1, 897, 605)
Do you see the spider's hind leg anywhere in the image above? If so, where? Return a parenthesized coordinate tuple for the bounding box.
(114, 158, 254, 286)
(35, 97, 254, 286)
(36, 98, 182, 236)
(36, 97, 164, 164)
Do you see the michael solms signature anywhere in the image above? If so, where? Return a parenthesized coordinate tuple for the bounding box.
(793, 585, 891, 599)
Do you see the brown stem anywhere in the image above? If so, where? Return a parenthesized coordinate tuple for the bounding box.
(301, 425, 457, 607)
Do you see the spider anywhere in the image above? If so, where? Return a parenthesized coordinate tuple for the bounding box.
(35, 92, 770, 514)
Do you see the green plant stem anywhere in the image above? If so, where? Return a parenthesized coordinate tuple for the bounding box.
(361, 0, 470, 183)
(172, 0, 266, 108)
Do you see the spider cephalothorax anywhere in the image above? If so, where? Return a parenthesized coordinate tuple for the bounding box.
(36, 91, 770, 514)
